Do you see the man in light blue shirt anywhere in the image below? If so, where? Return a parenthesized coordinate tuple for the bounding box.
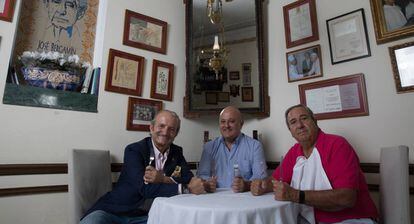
(197, 106, 267, 192)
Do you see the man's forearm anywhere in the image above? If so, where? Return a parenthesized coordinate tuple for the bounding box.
(299, 188, 357, 211)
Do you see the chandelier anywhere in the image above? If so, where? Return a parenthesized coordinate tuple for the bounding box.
(203, 0, 229, 77)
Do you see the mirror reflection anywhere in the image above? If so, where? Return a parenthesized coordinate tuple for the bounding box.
(185, 0, 268, 117)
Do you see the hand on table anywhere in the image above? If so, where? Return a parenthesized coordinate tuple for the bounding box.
(250, 179, 269, 196)
(144, 166, 165, 184)
(232, 177, 247, 193)
(273, 180, 297, 202)
(203, 176, 217, 193)
(188, 177, 206, 195)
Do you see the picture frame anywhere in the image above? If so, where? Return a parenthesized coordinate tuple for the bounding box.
(217, 92, 230, 102)
(150, 59, 174, 101)
(389, 41, 414, 93)
(241, 87, 254, 102)
(326, 8, 371, 64)
(229, 71, 240, 80)
(105, 48, 145, 96)
(369, 0, 414, 44)
(298, 73, 369, 120)
(286, 45, 323, 82)
(0, 0, 15, 22)
(127, 97, 163, 131)
(205, 92, 218, 104)
(123, 10, 168, 54)
(283, 0, 319, 48)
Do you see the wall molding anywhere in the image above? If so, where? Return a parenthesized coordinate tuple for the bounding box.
(0, 162, 413, 197)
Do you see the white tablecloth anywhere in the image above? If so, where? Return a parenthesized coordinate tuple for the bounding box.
(147, 188, 299, 224)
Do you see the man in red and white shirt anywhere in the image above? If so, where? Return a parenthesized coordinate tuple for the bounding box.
(251, 104, 378, 224)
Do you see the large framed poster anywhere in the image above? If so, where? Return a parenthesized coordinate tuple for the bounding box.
(12, 0, 100, 63)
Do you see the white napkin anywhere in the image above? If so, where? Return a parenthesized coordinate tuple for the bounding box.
(290, 147, 332, 224)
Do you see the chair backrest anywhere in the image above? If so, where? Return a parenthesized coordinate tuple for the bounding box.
(380, 145, 411, 224)
(68, 149, 112, 224)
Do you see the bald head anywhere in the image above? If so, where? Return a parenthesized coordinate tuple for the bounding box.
(219, 106, 243, 143)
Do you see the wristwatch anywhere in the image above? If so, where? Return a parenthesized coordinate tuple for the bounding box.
(299, 190, 305, 204)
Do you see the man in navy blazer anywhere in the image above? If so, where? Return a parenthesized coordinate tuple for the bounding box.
(80, 110, 206, 224)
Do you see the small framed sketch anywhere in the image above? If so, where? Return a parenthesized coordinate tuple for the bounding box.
(217, 92, 230, 102)
(123, 10, 168, 54)
(127, 97, 163, 131)
(327, 9, 371, 64)
(369, 0, 414, 44)
(389, 41, 414, 93)
(205, 92, 217, 104)
(286, 45, 323, 82)
(0, 0, 16, 22)
(150, 59, 174, 101)
(242, 87, 254, 102)
(229, 71, 240, 80)
(105, 49, 145, 96)
(283, 0, 319, 48)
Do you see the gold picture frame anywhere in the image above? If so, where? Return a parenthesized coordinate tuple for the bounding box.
(370, 0, 414, 44)
(389, 41, 414, 93)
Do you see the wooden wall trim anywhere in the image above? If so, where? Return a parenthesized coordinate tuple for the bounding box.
(0, 162, 413, 197)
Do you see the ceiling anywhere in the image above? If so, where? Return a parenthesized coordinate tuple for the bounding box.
(192, 0, 256, 36)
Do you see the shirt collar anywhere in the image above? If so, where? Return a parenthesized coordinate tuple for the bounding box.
(219, 133, 244, 145)
(151, 139, 170, 158)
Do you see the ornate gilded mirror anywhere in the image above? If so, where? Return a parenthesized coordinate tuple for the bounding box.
(184, 0, 269, 118)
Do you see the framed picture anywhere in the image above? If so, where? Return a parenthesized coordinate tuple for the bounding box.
(298, 73, 369, 120)
(389, 41, 414, 93)
(123, 10, 168, 54)
(205, 92, 217, 104)
(370, 0, 414, 44)
(327, 9, 371, 64)
(242, 87, 254, 102)
(229, 71, 240, 80)
(0, 0, 15, 22)
(286, 45, 323, 82)
(242, 63, 252, 86)
(127, 97, 163, 131)
(150, 59, 174, 101)
(105, 48, 145, 96)
(217, 92, 230, 102)
(283, 0, 319, 48)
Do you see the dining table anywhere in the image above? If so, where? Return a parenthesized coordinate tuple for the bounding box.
(147, 188, 300, 224)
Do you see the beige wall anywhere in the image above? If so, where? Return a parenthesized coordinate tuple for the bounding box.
(0, 0, 413, 223)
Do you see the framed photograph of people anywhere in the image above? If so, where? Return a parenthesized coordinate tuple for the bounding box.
(105, 48, 145, 96)
(0, 0, 15, 22)
(327, 9, 371, 64)
(241, 87, 254, 102)
(286, 45, 323, 82)
(150, 59, 174, 101)
(127, 97, 163, 131)
(123, 10, 168, 54)
(370, 0, 414, 44)
(283, 0, 319, 48)
(389, 41, 414, 93)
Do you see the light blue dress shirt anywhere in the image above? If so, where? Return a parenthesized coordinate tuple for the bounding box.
(197, 133, 267, 188)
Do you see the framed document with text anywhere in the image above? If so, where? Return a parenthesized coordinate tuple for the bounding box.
(299, 73, 369, 120)
(283, 0, 319, 48)
(389, 41, 414, 93)
(327, 9, 371, 64)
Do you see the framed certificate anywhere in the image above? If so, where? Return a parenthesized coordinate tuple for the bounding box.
(389, 41, 414, 93)
(299, 73, 369, 120)
(326, 9, 371, 64)
(283, 0, 319, 48)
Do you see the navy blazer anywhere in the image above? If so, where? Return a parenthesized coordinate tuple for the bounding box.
(83, 137, 194, 218)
